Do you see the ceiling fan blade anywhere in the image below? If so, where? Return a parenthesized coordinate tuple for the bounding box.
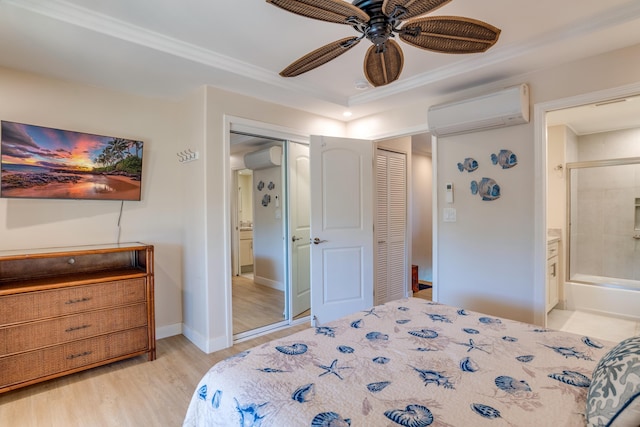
(399, 16, 501, 53)
(280, 37, 361, 77)
(267, 0, 369, 25)
(363, 39, 404, 87)
(383, 0, 451, 21)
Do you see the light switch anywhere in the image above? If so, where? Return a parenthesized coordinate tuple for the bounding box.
(443, 207, 457, 222)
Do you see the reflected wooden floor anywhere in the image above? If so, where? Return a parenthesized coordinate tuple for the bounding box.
(232, 275, 285, 334)
(232, 275, 311, 335)
(413, 281, 432, 301)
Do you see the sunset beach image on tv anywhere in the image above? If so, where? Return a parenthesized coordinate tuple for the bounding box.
(0, 121, 143, 201)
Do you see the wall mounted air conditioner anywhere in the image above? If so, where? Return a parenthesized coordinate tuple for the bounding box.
(243, 146, 282, 170)
(428, 84, 530, 137)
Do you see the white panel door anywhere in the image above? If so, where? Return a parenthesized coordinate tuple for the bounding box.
(288, 142, 311, 318)
(310, 135, 374, 324)
(375, 149, 407, 305)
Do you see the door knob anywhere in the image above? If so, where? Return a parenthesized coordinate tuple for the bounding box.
(291, 235, 303, 242)
(313, 237, 327, 245)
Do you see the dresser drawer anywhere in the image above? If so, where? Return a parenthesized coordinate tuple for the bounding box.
(0, 303, 148, 355)
(64, 326, 149, 370)
(0, 327, 149, 389)
(0, 278, 146, 325)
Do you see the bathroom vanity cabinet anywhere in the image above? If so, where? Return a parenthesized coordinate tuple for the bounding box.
(239, 230, 253, 270)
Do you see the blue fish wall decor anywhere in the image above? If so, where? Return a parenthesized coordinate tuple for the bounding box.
(457, 157, 478, 172)
(470, 178, 500, 201)
(491, 149, 517, 169)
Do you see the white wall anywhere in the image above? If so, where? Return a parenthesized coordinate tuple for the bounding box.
(547, 125, 569, 232)
(180, 87, 208, 345)
(435, 125, 535, 322)
(252, 166, 284, 290)
(411, 151, 433, 282)
(0, 66, 186, 337)
(348, 42, 640, 325)
(547, 125, 573, 307)
(238, 173, 253, 225)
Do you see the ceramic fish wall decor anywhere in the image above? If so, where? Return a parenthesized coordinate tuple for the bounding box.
(471, 177, 500, 201)
(491, 149, 517, 169)
(457, 157, 478, 172)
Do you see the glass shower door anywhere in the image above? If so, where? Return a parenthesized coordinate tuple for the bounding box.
(567, 159, 640, 290)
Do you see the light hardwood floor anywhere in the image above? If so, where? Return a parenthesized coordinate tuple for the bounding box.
(0, 324, 309, 427)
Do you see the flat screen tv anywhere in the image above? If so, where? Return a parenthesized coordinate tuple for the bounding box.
(0, 121, 143, 201)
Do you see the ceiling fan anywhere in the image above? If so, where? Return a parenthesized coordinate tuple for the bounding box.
(266, 0, 501, 87)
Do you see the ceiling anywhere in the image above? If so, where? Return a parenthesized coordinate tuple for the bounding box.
(547, 95, 640, 135)
(1, 0, 640, 123)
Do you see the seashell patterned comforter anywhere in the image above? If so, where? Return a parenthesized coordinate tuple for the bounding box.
(183, 298, 613, 426)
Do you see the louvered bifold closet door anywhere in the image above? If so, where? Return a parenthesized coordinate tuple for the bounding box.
(375, 154, 389, 305)
(375, 150, 407, 305)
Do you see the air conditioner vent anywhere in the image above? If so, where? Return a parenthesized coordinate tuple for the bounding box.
(243, 146, 282, 170)
(428, 84, 530, 137)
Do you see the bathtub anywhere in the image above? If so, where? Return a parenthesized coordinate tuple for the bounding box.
(564, 275, 640, 321)
(570, 273, 640, 291)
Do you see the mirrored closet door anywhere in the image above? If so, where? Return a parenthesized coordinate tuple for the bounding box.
(229, 132, 310, 339)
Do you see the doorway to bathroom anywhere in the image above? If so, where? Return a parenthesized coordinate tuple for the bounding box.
(543, 87, 640, 336)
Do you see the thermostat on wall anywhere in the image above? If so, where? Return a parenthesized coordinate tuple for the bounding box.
(445, 182, 454, 203)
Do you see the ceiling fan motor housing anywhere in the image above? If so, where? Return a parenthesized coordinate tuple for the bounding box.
(353, 0, 394, 47)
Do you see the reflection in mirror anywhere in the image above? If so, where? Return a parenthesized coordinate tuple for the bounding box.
(230, 132, 301, 337)
(232, 164, 286, 334)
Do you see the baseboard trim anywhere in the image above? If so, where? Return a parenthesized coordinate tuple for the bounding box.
(253, 275, 285, 291)
(156, 323, 182, 340)
(181, 324, 208, 352)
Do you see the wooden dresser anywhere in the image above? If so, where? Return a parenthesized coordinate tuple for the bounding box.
(0, 242, 155, 393)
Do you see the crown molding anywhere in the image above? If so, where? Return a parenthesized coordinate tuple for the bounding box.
(3, 0, 349, 106)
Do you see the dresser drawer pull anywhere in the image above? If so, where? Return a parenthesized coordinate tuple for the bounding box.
(67, 351, 92, 360)
(65, 297, 92, 305)
(65, 324, 91, 332)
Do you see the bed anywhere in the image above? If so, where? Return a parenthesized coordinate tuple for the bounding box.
(183, 298, 640, 427)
